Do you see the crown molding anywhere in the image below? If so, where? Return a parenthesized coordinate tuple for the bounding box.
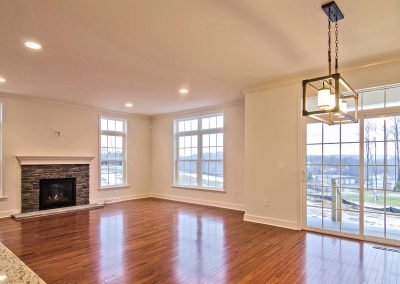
(0, 90, 245, 120)
(151, 98, 245, 120)
(243, 51, 400, 94)
(0, 91, 150, 120)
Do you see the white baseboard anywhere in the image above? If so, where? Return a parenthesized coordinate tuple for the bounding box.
(91, 193, 152, 205)
(1, 193, 243, 218)
(0, 193, 244, 218)
(0, 209, 20, 219)
(243, 213, 301, 230)
(1, 197, 300, 233)
(94, 192, 245, 211)
(0, 194, 152, 218)
(151, 193, 245, 211)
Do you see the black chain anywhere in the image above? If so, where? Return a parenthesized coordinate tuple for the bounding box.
(335, 19, 339, 73)
(328, 19, 332, 76)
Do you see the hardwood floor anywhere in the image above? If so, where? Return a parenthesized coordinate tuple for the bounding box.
(0, 198, 399, 283)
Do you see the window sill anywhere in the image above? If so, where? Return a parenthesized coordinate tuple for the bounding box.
(0, 195, 8, 200)
(172, 185, 226, 193)
(99, 184, 130, 190)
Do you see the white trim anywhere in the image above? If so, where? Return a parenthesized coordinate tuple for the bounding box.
(364, 235, 400, 247)
(0, 91, 149, 119)
(302, 85, 400, 244)
(16, 156, 95, 165)
(0, 194, 152, 218)
(243, 53, 400, 94)
(360, 114, 365, 238)
(99, 184, 130, 190)
(173, 113, 225, 190)
(0, 194, 242, 218)
(152, 99, 244, 120)
(98, 116, 127, 188)
(297, 95, 305, 230)
(243, 213, 301, 230)
(152, 193, 244, 211)
(306, 227, 366, 242)
(306, 227, 400, 247)
(0, 209, 19, 219)
(171, 184, 226, 193)
(0, 103, 3, 198)
(90, 193, 152, 205)
(0, 196, 8, 200)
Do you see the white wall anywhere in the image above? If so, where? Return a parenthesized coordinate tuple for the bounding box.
(1, 56, 399, 228)
(244, 84, 302, 229)
(150, 101, 245, 210)
(244, 57, 400, 230)
(0, 95, 152, 217)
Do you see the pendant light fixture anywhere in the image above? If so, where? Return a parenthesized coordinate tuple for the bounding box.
(302, 1, 358, 125)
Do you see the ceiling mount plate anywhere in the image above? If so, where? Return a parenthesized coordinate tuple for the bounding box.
(322, 1, 344, 22)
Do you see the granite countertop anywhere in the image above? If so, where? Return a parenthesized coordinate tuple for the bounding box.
(0, 242, 46, 284)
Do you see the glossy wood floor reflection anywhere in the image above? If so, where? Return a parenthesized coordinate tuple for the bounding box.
(0, 199, 399, 284)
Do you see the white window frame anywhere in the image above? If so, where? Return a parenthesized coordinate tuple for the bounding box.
(302, 83, 400, 246)
(173, 113, 225, 191)
(0, 103, 4, 199)
(99, 116, 128, 189)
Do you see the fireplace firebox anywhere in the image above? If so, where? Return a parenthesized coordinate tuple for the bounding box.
(39, 178, 76, 210)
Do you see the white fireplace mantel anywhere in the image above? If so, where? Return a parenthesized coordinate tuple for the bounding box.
(16, 156, 95, 165)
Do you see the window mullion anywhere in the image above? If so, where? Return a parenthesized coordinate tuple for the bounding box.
(123, 134, 127, 185)
(360, 116, 365, 239)
(176, 128, 223, 137)
(383, 119, 387, 238)
(101, 130, 125, 136)
(197, 118, 203, 187)
(175, 131, 179, 185)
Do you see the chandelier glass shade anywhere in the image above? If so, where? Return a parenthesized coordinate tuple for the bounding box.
(317, 88, 334, 110)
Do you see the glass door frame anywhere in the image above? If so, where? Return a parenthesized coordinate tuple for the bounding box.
(302, 106, 400, 247)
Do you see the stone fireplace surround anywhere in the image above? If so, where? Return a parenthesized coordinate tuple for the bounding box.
(17, 156, 94, 213)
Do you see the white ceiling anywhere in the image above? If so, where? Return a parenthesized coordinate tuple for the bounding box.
(0, 0, 399, 115)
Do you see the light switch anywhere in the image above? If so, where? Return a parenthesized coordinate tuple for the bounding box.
(276, 161, 285, 169)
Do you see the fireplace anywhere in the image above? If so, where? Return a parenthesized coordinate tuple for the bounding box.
(17, 157, 92, 213)
(39, 178, 76, 210)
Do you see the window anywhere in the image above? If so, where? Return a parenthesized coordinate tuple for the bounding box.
(306, 123, 361, 234)
(0, 103, 3, 198)
(100, 117, 127, 188)
(305, 84, 400, 242)
(174, 114, 224, 190)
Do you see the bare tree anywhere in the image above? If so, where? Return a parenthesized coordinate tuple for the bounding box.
(365, 121, 377, 191)
(388, 116, 400, 191)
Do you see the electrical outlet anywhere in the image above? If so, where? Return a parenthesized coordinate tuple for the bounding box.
(264, 199, 269, 207)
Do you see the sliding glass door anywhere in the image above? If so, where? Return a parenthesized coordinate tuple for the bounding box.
(304, 83, 400, 244)
(305, 115, 400, 243)
(363, 116, 400, 240)
(306, 123, 360, 235)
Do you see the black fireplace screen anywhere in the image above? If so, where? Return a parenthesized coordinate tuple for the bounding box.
(39, 178, 76, 210)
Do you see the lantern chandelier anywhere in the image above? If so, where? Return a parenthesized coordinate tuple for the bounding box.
(302, 1, 358, 125)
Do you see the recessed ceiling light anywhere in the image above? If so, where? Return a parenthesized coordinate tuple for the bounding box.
(24, 41, 42, 50)
(0, 77, 5, 83)
(125, 103, 133, 107)
(179, 88, 189, 94)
